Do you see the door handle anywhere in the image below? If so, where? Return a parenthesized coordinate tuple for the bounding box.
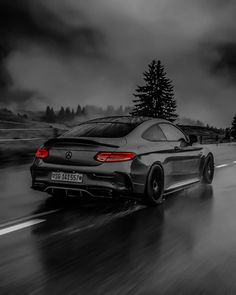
(174, 146, 181, 151)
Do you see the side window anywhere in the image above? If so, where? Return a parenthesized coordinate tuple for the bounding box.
(159, 123, 187, 141)
(142, 124, 167, 141)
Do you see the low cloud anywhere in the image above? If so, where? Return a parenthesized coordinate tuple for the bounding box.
(0, 0, 236, 126)
(211, 42, 236, 81)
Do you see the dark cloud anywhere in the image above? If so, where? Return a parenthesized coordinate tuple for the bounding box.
(199, 0, 232, 10)
(0, 89, 36, 105)
(0, 0, 105, 56)
(212, 43, 236, 81)
(1, 0, 236, 126)
(0, 0, 107, 105)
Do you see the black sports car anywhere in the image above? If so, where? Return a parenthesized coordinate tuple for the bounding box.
(31, 116, 214, 205)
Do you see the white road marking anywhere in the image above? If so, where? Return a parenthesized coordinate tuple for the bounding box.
(216, 164, 229, 168)
(35, 204, 147, 238)
(0, 219, 45, 236)
(215, 161, 236, 168)
(0, 128, 54, 131)
(69, 224, 96, 234)
(0, 209, 61, 229)
(0, 138, 43, 142)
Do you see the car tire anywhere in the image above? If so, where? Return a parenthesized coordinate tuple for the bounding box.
(201, 154, 214, 184)
(145, 164, 164, 206)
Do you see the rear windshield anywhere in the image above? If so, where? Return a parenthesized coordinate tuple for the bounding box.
(62, 122, 137, 138)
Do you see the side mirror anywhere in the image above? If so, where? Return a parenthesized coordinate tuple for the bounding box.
(179, 137, 189, 148)
(189, 134, 198, 145)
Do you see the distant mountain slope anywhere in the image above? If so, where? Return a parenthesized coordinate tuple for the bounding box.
(0, 108, 25, 123)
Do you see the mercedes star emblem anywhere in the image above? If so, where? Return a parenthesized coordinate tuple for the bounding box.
(65, 151, 72, 159)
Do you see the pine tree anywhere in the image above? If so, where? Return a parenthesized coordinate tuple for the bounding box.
(58, 106, 65, 120)
(44, 106, 55, 122)
(81, 107, 86, 116)
(50, 107, 55, 122)
(117, 105, 123, 115)
(76, 104, 82, 116)
(231, 114, 236, 139)
(106, 105, 114, 115)
(130, 60, 177, 122)
(71, 108, 75, 120)
(225, 128, 231, 140)
(65, 107, 71, 120)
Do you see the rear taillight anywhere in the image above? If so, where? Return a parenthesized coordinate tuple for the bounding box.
(35, 147, 49, 159)
(95, 152, 136, 163)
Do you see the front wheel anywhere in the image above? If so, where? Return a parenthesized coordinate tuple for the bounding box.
(201, 155, 214, 184)
(145, 165, 164, 206)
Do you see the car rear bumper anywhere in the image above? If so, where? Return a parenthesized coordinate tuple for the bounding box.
(31, 166, 135, 198)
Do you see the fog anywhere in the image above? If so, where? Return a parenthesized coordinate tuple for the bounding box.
(0, 0, 236, 126)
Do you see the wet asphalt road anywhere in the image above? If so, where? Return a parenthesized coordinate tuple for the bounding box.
(1, 144, 236, 295)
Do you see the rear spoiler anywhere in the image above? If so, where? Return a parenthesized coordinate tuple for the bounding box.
(44, 137, 119, 148)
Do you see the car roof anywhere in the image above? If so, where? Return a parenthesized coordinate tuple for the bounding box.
(84, 116, 169, 125)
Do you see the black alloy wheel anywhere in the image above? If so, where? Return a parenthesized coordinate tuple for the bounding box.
(145, 165, 164, 206)
(202, 155, 214, 184)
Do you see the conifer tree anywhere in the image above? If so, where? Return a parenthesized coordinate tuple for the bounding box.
(76, 104, 82, 116)
(45, 106, 55, 122)
(81, 107, 86, 116)
(130, 60, 177, 121)
(58, 106, 65, 120)
(45, 106, 51, 118)
(231, 114, 236, 139)
(65, 107, 71, 120)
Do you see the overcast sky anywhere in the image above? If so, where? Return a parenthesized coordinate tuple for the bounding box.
(0, 0, 236, 127)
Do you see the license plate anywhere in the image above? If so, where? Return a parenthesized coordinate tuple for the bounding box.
(51, 172, 83, 183)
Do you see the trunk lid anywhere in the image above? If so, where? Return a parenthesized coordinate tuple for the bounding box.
(43, 137, 126, 166)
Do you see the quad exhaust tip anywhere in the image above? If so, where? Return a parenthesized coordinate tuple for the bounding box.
(44, 186, 113, 199)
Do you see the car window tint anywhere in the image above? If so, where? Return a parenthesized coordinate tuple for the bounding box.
(159, 123, 186, 141)
(62, 123, 137, 138)
(142, 124, 167, 141)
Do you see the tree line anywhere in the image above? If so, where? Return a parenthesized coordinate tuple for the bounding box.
(43, 105, 132, 123)
(231, 115, 236, 139)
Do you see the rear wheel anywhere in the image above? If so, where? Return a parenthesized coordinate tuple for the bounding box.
(201, 155, 214, 184)
(145, 165, 164, 206)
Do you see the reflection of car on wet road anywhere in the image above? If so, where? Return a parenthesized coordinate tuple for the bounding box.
(31, 116, 214, 205)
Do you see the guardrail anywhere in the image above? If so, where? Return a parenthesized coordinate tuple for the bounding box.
(0, 138, 44, 142)
(0, 127, 68, 142)
(0, 127, 69, 163)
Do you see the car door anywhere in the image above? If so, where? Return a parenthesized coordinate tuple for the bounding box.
(140, 124, 179, 189)
(159, 123, 203, 188)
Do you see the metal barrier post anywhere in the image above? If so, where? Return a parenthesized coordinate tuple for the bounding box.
(200, 135, 203, 144)
(53, 128, 58, 138)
